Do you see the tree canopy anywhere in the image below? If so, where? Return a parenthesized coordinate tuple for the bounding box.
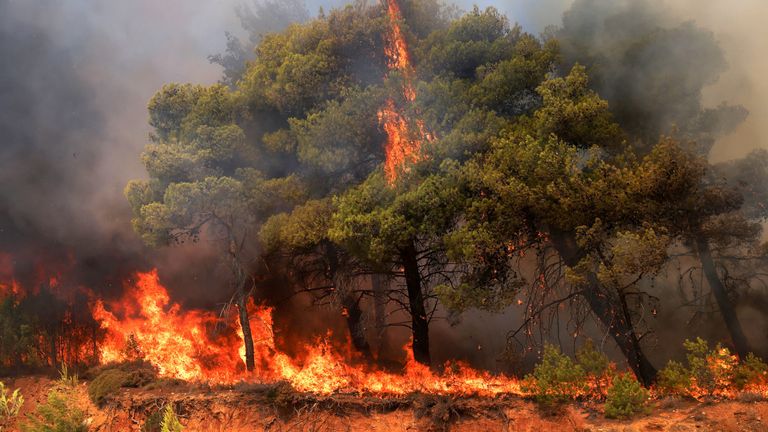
(126, 0, 767, 384)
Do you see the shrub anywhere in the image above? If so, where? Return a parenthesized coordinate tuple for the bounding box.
(20, 388, 88, 432)
(656, 360, 690, 396)
(160, 405, 183, 432)
(0, 381, 24, 425)
(604, 374, 649, 419)
(734, 353, 768, 390)
(141, 407, 164, 432)
(523, 344, 587, 405)
(87, 369, 129, 406)
(683, 337, 737, 393)
(576, 339, 613, 396)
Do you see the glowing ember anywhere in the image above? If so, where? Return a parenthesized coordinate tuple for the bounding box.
(379, 0, 432, 184)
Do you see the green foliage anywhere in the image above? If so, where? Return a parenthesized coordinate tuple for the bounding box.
(656, 360, 691, 396)
(87, 369, 129, 406)
(0, 381, 23, 424)
(534, 64, 624, 151)
(159, 405, 183, 432)
(0, 295, 39, 368)
(734, 353, 768, 390)
(656, 339, 768, 397)
(20, 388, 87, 432)
(576, 339, 611, 378)
(86, 361, 157, 408)
(418, 6, 518, 79)
(604, 374, 649, 419)
(141, 408, 164, 432)
(684, 337, 737, 394)
(523, 344, 587, 405)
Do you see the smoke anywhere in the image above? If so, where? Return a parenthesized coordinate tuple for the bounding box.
(0, 0, 299, 299)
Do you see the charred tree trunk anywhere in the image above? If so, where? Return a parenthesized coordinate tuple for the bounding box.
(696, 236, 751, 358)
(400, 240, 431, 365)
(323, 242, 371, 358)
(551, 231, 657, 386)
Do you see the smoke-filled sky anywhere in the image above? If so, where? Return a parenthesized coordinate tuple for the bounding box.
(0, 0, 765, 302)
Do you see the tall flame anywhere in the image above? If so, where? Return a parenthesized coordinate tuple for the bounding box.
(379, 0, 431, 184)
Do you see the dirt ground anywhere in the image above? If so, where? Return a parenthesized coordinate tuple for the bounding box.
(4, 376, 768, 432)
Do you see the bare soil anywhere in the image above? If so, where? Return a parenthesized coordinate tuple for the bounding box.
(4, 376, 768, 431)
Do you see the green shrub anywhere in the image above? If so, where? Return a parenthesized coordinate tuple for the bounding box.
(576, 339, 613, 397)
(604, 374, 649, 419)
(160, 405, 183, 432)
(87, 369, 129, 406)
(20, 388, 87, 432)
(141, 407, 164, 432)
(523, 344, 587, 405)
(734, 353, 768, 390)
(656, 360, 691, 396)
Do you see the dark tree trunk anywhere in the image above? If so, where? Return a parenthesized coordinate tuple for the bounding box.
(696, 236, 752, 358)
(236, 285, 255, 372)
(323, 241, 372, 358)
(372, 273, 388, 344)
(341, 292, 372, 358)
(49, 331, 57, 368)
(401, 241, 431, 365)
(551, 231, 657, 386)
(230, 254, 255, 372)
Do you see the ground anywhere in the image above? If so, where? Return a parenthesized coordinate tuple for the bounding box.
(4, 376, 768, 431)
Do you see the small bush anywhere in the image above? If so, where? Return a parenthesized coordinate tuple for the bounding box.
(683, 337, 737, 394)
(734, 353, 768, 390)
(604, 374, 649, 419)
(20, 388, 88, 432)
(160, 405, 183, 432)
(656, 360, 691, 396)
(577, 339, 613, 397)
(141, 407, 164, 432)
(87, 360, 158, 407)
(576, 339, 610, 377)
(0, 381, 24, 425)
(523, 344, 587, 406)
(87, 369, 129, 406)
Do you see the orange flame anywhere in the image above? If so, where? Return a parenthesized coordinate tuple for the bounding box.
(379, 0, 432, 184)
(92, 270, 527, 396)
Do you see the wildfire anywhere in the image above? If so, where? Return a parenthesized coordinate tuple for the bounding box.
(379, 0, 432, 184)
(92, 269, 526, 396)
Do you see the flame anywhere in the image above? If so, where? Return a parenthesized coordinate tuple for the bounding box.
(91, 269, 528, 396)
(379, 0, 432, 184)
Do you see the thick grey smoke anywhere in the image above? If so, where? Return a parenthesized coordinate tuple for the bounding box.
(0, 0, 290, 298)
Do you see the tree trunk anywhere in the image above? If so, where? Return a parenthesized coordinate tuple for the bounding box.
(236, 286, 255, 372)
(341, 292, 372, 358)
(551, 231, 657, 386)
(322, 241, 372, 357)
(230, 255, 255, 372)
(696, 236, 752, 358)
(401, 241, 431, 365)
(372, 273, 388, 345)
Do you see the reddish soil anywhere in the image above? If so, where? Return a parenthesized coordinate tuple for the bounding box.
(3, 376, 768, 431)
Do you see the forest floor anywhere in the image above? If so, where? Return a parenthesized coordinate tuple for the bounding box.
(4, 376, 768, 431)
